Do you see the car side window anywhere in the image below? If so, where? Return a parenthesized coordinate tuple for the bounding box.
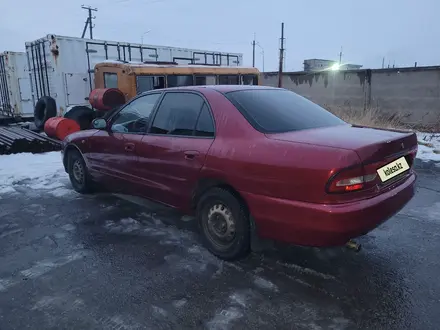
(150, 92, 204, 136)
(195, 104, 215, 137)
(111, 93, 161, 134)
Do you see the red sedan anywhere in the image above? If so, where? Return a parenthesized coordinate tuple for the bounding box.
(62, 85, 417, 260)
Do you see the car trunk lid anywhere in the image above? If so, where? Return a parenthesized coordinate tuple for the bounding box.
(266, 124, 417, 164)
(267, 124, 418, 199)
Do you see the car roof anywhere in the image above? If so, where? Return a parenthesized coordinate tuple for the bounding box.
(142, 85, 282, 94)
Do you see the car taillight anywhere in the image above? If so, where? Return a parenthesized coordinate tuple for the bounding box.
(409, 146, 418, 165)
(327, 166, 377, 193)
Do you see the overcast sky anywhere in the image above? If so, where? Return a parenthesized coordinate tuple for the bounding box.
(2, 0, 438, 71)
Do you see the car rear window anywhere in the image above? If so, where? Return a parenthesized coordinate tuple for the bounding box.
(225, 89, 346, 133)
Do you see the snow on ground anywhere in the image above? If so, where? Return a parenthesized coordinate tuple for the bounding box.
(0, 152, 67, 196)
(417, 132, 440, 162)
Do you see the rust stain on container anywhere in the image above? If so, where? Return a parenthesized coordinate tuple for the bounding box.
(50, 35, 60, 64)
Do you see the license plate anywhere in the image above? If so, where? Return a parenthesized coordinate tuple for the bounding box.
(377, 156, 410, 182)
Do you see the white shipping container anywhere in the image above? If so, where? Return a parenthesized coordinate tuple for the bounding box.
(25, 34, 244, 115)
(0, 51, 33, 117)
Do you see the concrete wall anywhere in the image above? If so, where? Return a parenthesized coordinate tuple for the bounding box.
(262, 66, 440, 130)
(263, 70, 368, 110)
(370, 68, 440, 127)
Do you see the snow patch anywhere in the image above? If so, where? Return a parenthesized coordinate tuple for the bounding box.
(0, 228, 23, 238)
(120, 217, 141, 232)
(0, 152, 67, 196)
(50, 187, 76, 198)
(417, 132, 440, 162)
(61, 224, 76, 231)
(253, 276, 279, 292)
(276, 261, 337, 280)
(172, 298, 187, 308)
(229, 292, 247, 308)
(164, 254, 208, 273)
(20, 251, 88, 279)
(0, 249, 88, 293)
(0, 186, 16, 194)
(151, 305, 168, 318)
(31, 295, 85, 311)
(206, 307, 243, 330)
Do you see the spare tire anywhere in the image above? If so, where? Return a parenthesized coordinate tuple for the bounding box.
(34, 96, 57, 130)
(64, 106, 96, 130)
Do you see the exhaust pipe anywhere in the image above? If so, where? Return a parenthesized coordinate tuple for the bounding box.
(346, 240, 361, 252)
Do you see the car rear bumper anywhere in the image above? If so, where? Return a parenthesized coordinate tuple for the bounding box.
(242, 172, 416, 247)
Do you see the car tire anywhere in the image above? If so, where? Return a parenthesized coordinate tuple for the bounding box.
(196, 187, 250, 260)
(64, 106, 95, 130)
(67, 150, 94, 194)
(34, 96, 57, 130)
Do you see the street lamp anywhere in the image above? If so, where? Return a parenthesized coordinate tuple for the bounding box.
(331, 63, 340, 71)
(141, 30, 152, 45)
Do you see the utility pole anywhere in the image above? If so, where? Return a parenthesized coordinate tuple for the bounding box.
(339, 46, 343, 64)
(81, 5, 97, 39)
(278, 22, 285, 88)
(252, 34, 256, 67)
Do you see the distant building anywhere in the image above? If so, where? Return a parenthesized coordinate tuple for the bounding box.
(303, 58, 363, 72)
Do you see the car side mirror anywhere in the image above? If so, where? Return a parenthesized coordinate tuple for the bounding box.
(92, 118, 107, 130)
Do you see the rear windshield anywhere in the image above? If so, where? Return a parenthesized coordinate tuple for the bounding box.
(225, 89, 346, 133)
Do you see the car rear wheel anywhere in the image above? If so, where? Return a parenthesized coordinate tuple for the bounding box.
(67, 150, 93, 194)
(197, 188, 250, 260)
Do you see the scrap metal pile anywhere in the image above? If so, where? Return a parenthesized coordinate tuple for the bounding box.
(0, 126, 61, 155)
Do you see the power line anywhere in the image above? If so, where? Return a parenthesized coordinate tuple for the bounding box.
(81, 5, 98, 39)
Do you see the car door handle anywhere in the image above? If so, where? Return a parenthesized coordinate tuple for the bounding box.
(184, 151, 199, 159)
(125, 143, 135, 152)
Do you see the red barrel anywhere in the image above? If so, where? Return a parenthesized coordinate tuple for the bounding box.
(89, 88, 126, 111)
(44, 117, 81, 141)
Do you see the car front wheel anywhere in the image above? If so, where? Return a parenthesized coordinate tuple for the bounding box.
(67, 150, 93, 194)
(197, 187, 250, 260)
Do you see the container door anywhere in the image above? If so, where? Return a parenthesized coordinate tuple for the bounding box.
(0, 55, 12, 116)
(64, 73, 89, 107)
(18, 77, 33, 116)
(26, 42, 52, 103)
